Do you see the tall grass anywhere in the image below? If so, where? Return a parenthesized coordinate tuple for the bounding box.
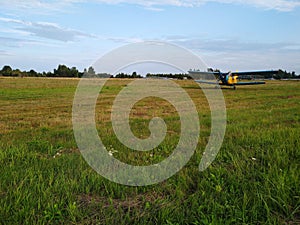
(0, 77, 299, 224)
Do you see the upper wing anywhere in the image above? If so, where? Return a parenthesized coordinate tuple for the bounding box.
(232, 70, 278, 79)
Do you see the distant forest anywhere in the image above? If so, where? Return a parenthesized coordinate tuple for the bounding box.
(0, 64, 299, 80)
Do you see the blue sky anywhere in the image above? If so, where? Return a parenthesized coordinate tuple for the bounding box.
(1, 0, 300, 74)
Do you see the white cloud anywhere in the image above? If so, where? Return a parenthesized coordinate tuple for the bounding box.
(215, 0, 300, 11)
(1, 0, 300, 12)
(0, 16, 144, 45)
(18, 22, 91, 42)
(0, 17, 92, 42)
(0, 36, 39, 48)
(0, 50, 13, 56)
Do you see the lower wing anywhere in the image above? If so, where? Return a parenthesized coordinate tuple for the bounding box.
(194, 80, 265, 86)
(194, 80, 220, 85)
(234, 81, 265, 85)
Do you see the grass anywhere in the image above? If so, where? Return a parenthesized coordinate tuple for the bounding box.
(0, 77, 299, 224)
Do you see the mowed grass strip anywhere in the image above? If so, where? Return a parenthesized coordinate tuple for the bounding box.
(0, 77, 299, 224)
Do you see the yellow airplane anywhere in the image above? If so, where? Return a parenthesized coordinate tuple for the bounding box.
(189, 70, 266, 90)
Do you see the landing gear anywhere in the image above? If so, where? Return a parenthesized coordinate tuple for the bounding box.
(233, 85, 236, 90)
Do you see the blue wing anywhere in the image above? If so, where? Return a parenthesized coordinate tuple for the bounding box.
(234, 81, 265, 85)
(194, 80, 220, 85)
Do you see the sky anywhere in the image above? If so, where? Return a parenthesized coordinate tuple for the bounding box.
(0, 0, 300, 75)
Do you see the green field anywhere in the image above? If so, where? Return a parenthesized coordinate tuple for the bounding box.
(0, 77, 299, 224)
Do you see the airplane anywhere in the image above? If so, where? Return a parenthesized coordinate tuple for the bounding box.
(188, 70, 266, 90)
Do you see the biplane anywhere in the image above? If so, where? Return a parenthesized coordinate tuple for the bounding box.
(189, 70, 267, 89)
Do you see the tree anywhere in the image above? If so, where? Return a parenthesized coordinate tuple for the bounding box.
(1, 65, 12, 76)
(12, 69, 23, 77)
(28, 69, 38, 77)
(115, 73, 125, 78)
(292, 71, 296, 78)
(53, 64, 77, 77)
(83, 66, 97, 77)
(132, 71, 137, 78)
(70, 67, 79, 77)
(87, 66, 96, 75)
(54, 65, 68, 77)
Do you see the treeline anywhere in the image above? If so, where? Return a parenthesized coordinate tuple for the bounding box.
(276, 70, 299, 79)
(0, 65, 143, 78)
(115, 72, 143, 79)
(1, 65, 299, 80)
(146, 73, 191, 80)
(0, 64, 188, 79)
(0, 65, 85, 78)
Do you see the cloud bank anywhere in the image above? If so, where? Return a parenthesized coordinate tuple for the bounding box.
(168, 37, 300, 72)
(1, 0, 300, 12)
